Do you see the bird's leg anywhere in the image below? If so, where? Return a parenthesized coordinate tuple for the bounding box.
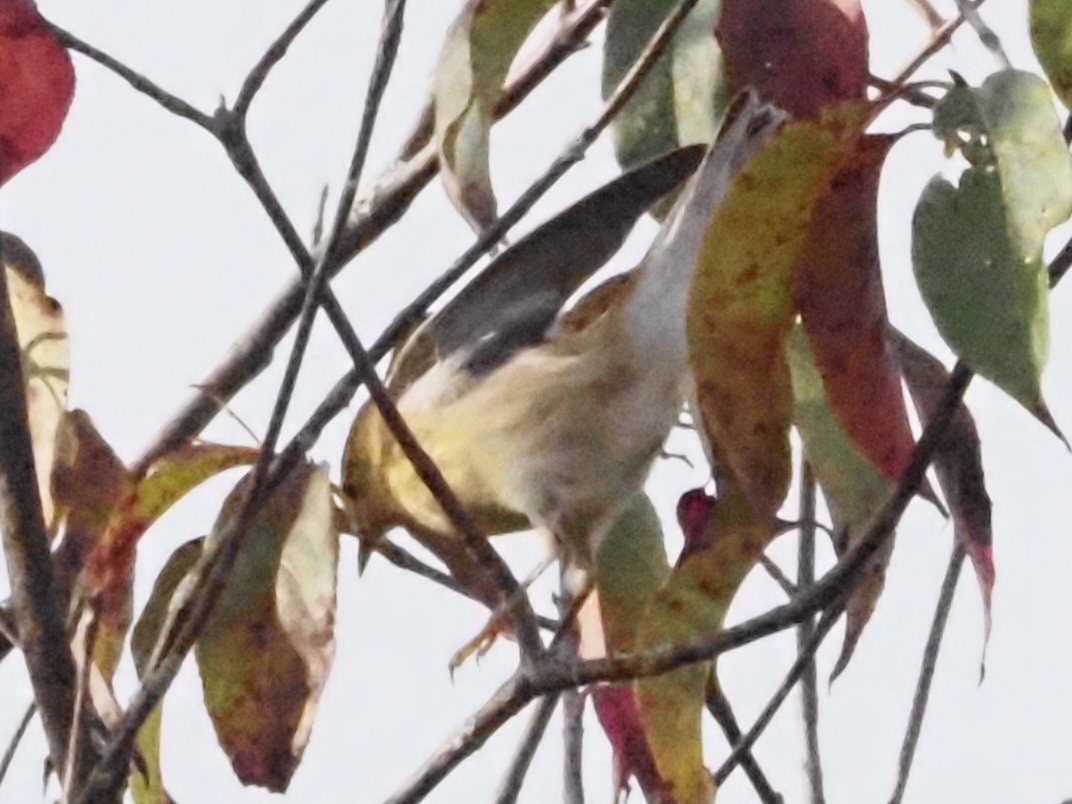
(448, 554, 557, 672)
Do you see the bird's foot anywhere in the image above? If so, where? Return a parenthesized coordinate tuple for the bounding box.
(449, 611, 513, 675)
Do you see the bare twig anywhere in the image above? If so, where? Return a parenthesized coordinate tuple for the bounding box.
(888, 545, 965, 804)
(51, 27, 214, 130)
(705, 676, 784, 803)
(884, 0, 990, 93)
(562, 689, 586, 804)
(0, 703, 34, 790)
(760, 554, 797, 598)
(904, 0, 943, 29)
(493, 694, 561, 804)
(63, 610, 98, 802)
(232, 0, 334, 117)
(953, 0, 1011, 68)
(796, 463, 825, 803)
(0, 254, 93, 794)
(369, 538, 559, 631)
(385, 676, 533, 804)
(715, 607, 841, 787)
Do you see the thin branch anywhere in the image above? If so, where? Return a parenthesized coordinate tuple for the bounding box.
(888, 545, 965, 804)
(0, 255, 93, 794)
(715, 607, 841, 787)
(796, 463, 825, 804)
(0, 703, 34, 790)
(232, 0, 335, 117)
(705, 676, 784, 803)
(759, 554, 797, 598)
(884, 0, 990, 93)
(385, 676, 534, 804)
(369, 538, 559, 632)
(953, 0, 1011, 69)
(50, 27, 214, 130)
(494, 694, 561, 804)
(63, 610, 98, 802)
(562, 691, 586, 804)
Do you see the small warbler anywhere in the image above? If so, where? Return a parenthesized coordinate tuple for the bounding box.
(343, 92, 786, 606)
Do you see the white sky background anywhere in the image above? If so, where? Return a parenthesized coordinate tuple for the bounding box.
(1, 0, 1070, 802)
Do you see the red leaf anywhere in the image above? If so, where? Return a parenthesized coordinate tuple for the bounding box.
(796, 134, 919, 483)
(716, 0, 868, 118)
(893, 330, 995, 636)
(0, 0, 74, 185)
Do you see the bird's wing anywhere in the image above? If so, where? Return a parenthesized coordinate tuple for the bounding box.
(388, 145, 705, 393)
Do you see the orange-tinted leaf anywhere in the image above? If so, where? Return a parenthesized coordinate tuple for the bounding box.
(634, 479, 770, 803)
(433, 0, 556, 229)
(0, 0, 74, 185)
(196, 463, 339, 792)
(129, 538, 203, 804)
(716, 0, 868, 118)
(787, 327, 892, 676)
(687, 107, 870, 523)
(3, 233, 68, 532)
(86, 443, 259, 599)
(893, 330, 994, 637)
(796, 134, 918, 484)
(580, 495, 674, 800)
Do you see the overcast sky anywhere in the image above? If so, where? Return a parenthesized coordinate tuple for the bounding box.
(2, 1, 1071, 802)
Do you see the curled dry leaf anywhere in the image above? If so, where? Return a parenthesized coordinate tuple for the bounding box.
(914, 70, 1072, 438)
(2, 232, 69, 533)
(434, 0, 557, 230)
(196, 463, 339, 792)
(717, 0, 868, 118)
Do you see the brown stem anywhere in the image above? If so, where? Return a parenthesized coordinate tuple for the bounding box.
(888, 545, 965, 804)
(796, 463, 825, 803)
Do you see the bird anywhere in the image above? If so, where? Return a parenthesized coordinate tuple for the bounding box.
(342, 91, 787, 619)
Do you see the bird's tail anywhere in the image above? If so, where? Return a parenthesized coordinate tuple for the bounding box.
(623, 91, 789, 367)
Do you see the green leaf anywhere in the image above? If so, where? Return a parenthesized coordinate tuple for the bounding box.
(129, 538, 203, 804)
(602, 0, 726, 216)
(434, 0, 557, 229)
(787, 326, 892, 677)
(914, 70, 1072, 434)
(1030, 0, 1072, 110)
(582, 495, 674, 800)
(196, 463, 339, 792)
